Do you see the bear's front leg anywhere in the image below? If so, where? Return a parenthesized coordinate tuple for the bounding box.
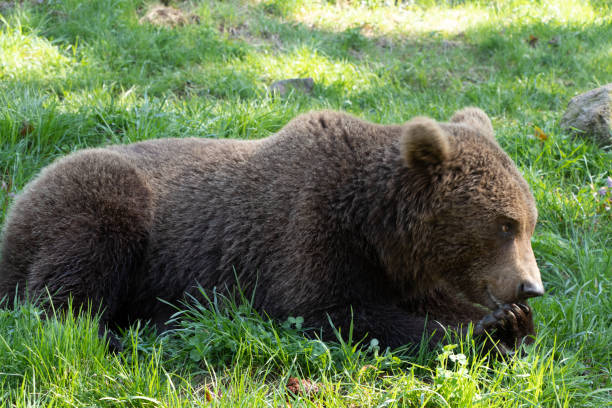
(397, 290, 536, 356)
(310, 304, 458, 350)
(474, 303, 535, 356)
(309, 301, 534, 354)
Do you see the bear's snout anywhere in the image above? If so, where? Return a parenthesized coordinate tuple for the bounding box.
(515, 239, 544, 301)
(486, 238, 544, 307)
(517, 280, 544, 299)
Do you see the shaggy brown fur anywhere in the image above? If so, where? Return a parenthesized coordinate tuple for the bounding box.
(0, 108, 543, 352)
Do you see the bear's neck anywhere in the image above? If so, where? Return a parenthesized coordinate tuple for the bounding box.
(333, 144, 438, 296)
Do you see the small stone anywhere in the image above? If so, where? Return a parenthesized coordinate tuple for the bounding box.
(561, 83, 612, 148)
(269, 78, 314, 97)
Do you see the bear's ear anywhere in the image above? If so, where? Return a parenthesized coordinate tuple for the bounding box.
(400, 117, 451, 167)
(450, 107, 495, 140)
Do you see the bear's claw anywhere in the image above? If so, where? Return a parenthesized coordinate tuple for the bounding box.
(473, 302, 535, 356)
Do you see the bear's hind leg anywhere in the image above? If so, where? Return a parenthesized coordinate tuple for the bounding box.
(1, 149, 153, 341)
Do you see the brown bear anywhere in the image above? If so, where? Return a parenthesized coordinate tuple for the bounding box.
(0, 107, 544, 353)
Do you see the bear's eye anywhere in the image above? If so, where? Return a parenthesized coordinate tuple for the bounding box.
(498, 219, 517, 239)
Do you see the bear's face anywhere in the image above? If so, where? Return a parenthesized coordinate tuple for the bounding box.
(400, 108, 544, 310)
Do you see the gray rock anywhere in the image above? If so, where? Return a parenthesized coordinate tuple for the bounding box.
(269, 78, 314, 97)
(561, 84, 612, 148)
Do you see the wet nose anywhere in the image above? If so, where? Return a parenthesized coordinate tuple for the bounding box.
(518, 281, 545, 299)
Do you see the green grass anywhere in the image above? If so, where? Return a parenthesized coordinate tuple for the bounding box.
(1, 0, 611, 406)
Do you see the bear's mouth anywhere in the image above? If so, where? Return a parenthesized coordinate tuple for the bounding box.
(467, 288, 504, 313)
(485, 286, 508, 310)
(454, 285, 509, 312)
(455, 288, 496, 313)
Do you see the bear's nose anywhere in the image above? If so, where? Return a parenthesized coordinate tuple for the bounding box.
(517, 281, 544, 299)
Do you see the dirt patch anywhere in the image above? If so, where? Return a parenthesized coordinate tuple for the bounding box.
(139, 4, 199, 28)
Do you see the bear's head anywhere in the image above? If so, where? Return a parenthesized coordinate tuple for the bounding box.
(396, 108, 543, 310)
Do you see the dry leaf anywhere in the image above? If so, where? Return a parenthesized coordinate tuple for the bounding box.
(19, 121, 34, 137)
(534, 125, 548, 141)
(286, 377, 321, 398)
(357, 364, 379, 381)
(527, 35, 539, 47)
(204, 385, 220, 402)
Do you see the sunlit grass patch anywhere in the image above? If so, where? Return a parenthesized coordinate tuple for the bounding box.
(0, 23, 77, 83)
(488, 0, 603, 25)
(290, 0, 604, 38)
(251, 45, 380, 95)
(292, 2, 490, 37)
(1, 293, 606, 407)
